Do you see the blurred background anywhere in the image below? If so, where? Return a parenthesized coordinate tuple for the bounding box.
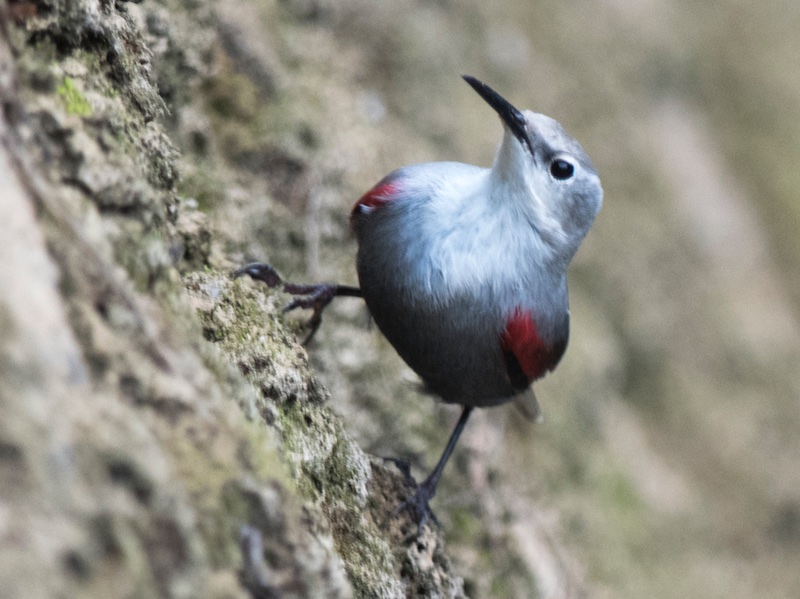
(184, 0, 800, 596)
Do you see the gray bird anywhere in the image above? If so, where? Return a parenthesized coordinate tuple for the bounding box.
(237, 75, 602, 531)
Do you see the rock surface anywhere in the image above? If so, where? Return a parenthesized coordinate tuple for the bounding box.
(0, 1, 466, 597)
(4, 1, 800, 599)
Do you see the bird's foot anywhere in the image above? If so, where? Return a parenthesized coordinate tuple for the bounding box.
(384, 458, 441, 540)
(234, 262, 354, 344)
(279, 283, 345, 344)
(234, 262, 284, 288)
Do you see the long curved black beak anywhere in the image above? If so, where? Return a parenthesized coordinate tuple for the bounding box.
(462, 75, 530, 151)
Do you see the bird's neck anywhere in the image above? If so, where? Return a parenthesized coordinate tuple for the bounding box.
(488, 130, 528, 193)
(485, 135, 581, 268)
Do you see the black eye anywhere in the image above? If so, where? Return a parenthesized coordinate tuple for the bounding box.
(550, 159, 574, 180)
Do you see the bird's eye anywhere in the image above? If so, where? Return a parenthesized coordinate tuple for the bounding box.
(549, 159, 575, 180)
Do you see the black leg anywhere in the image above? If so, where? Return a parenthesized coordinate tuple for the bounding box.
(234, 262, 362, 344)
(388, 406, 474, 537)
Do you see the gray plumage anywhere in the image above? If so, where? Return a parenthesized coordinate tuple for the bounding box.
(352, 105, 602, 407)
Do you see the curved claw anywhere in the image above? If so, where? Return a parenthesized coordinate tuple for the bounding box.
(233, 262, 284, 288)
(301, 313, 323, 345)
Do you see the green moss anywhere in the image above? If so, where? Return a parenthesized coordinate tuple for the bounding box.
(57, 77, 92, 116)
(274, 388, 409, 595)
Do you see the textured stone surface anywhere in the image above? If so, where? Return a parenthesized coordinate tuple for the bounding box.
(4, 1, 800, 598)
(0, 1, 466, 597)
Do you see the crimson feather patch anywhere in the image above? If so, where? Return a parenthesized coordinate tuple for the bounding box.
(351, 175, 402, 223)
(500, 308, 566, 388)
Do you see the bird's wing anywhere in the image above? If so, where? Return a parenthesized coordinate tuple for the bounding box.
(500, 308, 567, 386)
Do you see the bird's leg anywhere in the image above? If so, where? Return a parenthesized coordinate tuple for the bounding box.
(234, 262, 362, 344)
(387, 406, 474, 538)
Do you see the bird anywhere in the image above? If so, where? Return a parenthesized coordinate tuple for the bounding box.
(236, 75, 602, 532)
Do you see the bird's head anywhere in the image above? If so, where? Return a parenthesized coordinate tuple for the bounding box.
(463, 75, 602, 258)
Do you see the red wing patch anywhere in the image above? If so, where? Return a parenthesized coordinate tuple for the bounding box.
(350, 175, 402, 224)
(500, 308, 566, 388)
